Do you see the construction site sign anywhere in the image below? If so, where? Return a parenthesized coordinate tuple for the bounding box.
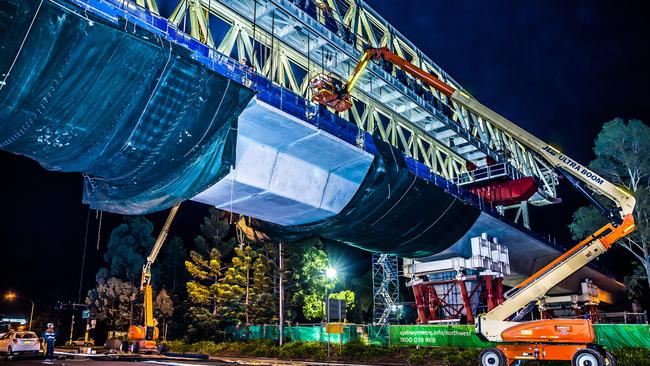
(326, 323, 344, 334)
(389, 325, 493, 348)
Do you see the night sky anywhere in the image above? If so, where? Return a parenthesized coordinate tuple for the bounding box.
(1, 0, 649, 319)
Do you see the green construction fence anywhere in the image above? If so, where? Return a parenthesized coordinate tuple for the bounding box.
(228, 324, 650, 349)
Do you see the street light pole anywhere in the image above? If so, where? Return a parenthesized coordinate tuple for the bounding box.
(326, 287, 330, 358)
(278, 241, 284, 346)
(4, 292, 35, 331)
(28, 299, 34, 331)
(325, 267, 337, 358)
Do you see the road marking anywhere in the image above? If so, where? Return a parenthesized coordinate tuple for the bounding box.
(144, 361, 212, 366)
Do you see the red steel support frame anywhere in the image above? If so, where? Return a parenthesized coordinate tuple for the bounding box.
(457, 281, 474, 324)
(484, 275, 494, 311)
(411, 275, 503, 324)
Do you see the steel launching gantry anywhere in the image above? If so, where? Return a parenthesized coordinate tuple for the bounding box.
(121, 0, 562, 204)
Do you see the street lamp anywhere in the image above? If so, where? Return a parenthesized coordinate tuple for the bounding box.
(326, 267, 337, 280)
(5, 292, 35, 331)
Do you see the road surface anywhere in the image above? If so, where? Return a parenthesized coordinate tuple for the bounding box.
(5, 355, 391, 366)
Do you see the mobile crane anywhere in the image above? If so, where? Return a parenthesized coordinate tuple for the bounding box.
(310, 47, 636, 366)
(125, 203, 180, 353)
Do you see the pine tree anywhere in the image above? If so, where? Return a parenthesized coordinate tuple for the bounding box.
(103, 216, 155, 282)
(195, 207, 236, 257)
(250, 247, 277, 324)
(184, 208, 238, 341)
(185, 248, 222, 314)
(219, 245, 255, 324)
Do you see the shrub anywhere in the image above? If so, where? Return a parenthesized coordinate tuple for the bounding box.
(406, 349, 425, 364)
(161, 339, 650, 366)
(612, 347, 650, 366)
(440, 347, 480, 366)
(340, 341, 372, 358)
(277, 341, 327, 360)
(239, 340, 278, 358)
(188, 340, 220, 354)
(340, 341, 400, 362)
(161, 339, 190, 353)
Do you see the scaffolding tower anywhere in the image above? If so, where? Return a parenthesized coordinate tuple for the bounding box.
(372, 253, 400, 325)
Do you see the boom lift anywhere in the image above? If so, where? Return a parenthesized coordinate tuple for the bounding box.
(126, 203, 180, 353)
(311, 47, 636, 366)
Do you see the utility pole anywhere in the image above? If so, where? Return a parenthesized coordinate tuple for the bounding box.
(278, 241, 284, 346)
(28, 300, 34, 332)
(69, 315, 75, 345)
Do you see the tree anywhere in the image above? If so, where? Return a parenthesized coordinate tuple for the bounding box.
(103, 216, 155, 282)
(185, 248, 223, 315)
(569, 118, 650, 297)
(184, 305, 224, 341)
(184, 208, 244, 341)
(249, 247, 276, 324)
(284, 238, 337, 321)
(347, 270, 373, 322)
(302, 293, 325, 320)
(85, 271, 138, 329)
(624, 262, 650, 309)
(184, 247, 223, 341)
(329, 290, 355, 311)
(194, 207, 236, 257)
(219, 245, 255, 324)
(154, 236, 186, 293)
(154, 289, 174, 340)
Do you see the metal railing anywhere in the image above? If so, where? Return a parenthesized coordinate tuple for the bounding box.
(454, 163, 522, 186)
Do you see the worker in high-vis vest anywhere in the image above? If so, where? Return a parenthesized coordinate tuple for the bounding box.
(43, 323, 56, 361)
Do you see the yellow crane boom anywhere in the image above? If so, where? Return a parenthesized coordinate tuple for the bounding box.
(127, 203, 180, 351)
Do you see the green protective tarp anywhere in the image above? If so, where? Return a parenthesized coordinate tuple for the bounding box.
(594, 324, 650, 349)
(229, 324, 650, 349)
(0, 0, 253, 214)
(230, 325, 363, 344)
(389, 325, 493, 348)
(367, 325, 390, 345)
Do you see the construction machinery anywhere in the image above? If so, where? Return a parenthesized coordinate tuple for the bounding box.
(125, 204, 180, 353)
(311, 47, 636, 366)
